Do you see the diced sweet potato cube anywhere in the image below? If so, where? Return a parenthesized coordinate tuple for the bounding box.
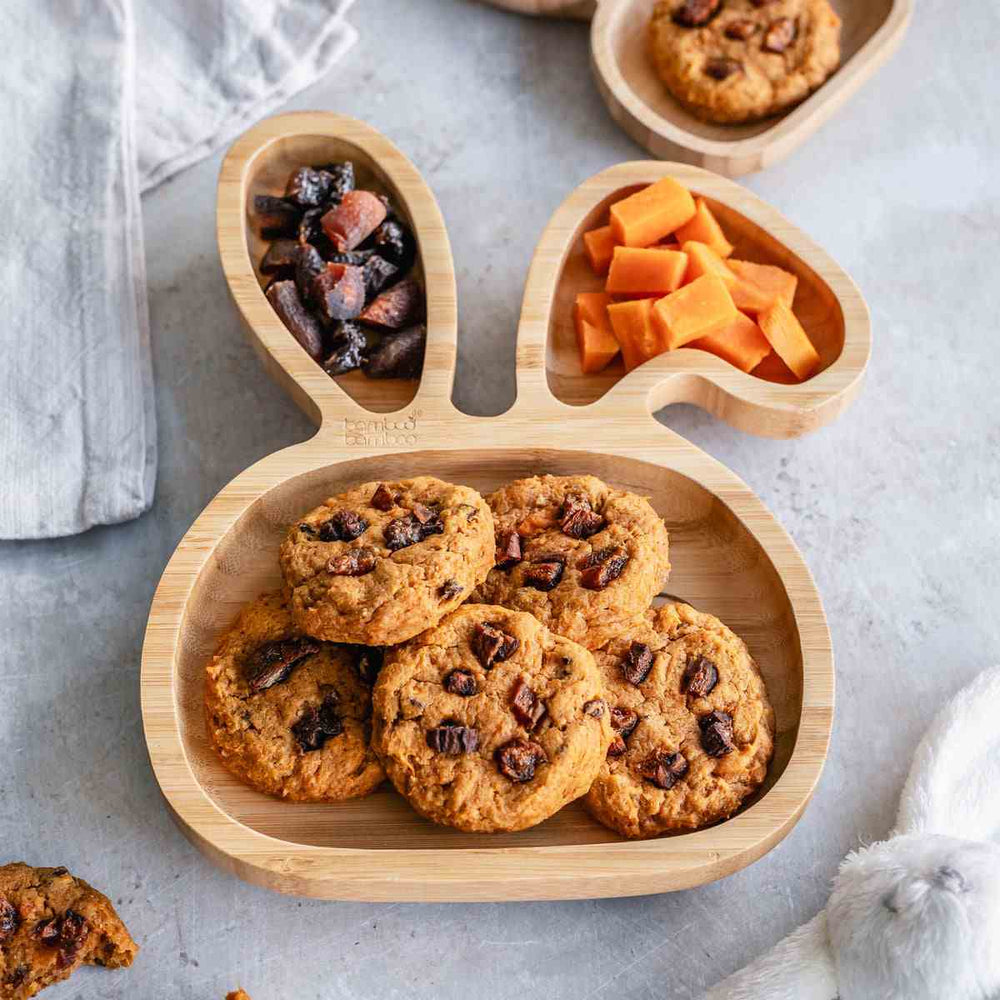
(606, 246, 688, 296)
(651, 274, 738, 351)
(681, 240, 738, 289)
(757, 298, 820, 381)
(321, 190, 387, 252)
(574, 293, 620, 374)
(690, 312, 772, 373)
(727, 259, 798, 315)
(607, 298, 664, 372)
(674, 198, 734, 258)
(583, 226, 616, 276)
(610, 177, 697, 248)
(752, 352, 799, 384)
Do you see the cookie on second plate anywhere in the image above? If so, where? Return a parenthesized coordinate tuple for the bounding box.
(474, 474, 670, 647)
(0, 863, 137, 1000)
(205, 590, 385, 802)
(584, 602, 774, 839)
(648, 0, 842, 124)
(372, 604, 613, 833)
(280, 476, 494, 645)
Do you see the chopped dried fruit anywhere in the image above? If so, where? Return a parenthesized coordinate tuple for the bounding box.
(763, 17, 797, 53)
(297, 207, 325, 246)
(0, 898, 19, 941)
(36, 910, 89, 968)
(293, 243, 326, 302)
(260, 238, 300, 275)
(244, 637, 321, 693)
(362, 255, 400, 301)
(355, 646, 383, 685)
(370, 483, 399, 511)
(682, 655, 719, 698)
(672, 0, 720, 26)
(495, 738, 547, 782)
(323, 160, 356, 202)
(583, 699, 606, 718)
(700, 710, 736, 757)
(326, 248, 374, 267)
(326, 547, 377, 576)
(524, 555, 565, 591)
(610, 705, 639, 738)
(4, 965, 28, 987)
(292, 694, 343, 752)
(253, 194, 301, 236)
(607, 735, 627, 758)
(426, 723, 479, 754)
(472, 621, 519, 668)
(580, 545, 629, 590)
(439, 578, 463, 601)
(322, 321, 366, 376)
(638, 750, 689, 790)
(705, 57, 743, 80)
(411, 502, 437, 524)
(321, 189, 387, 252)
(359, 275, 425, 330)
(265, 280, 324, 360)
(312, 262, 366, 322)
(318, 509, 369, 542)
(621, 642, 653, 686)
(510, 678, 547, 730)
(495, 529, 523, 570)
(370, 218, 417, 271)
(361, 325, 427, 380)
(383, 509, 444, 550)
(445, 669, 477, 697)
(285, 167, 335, 207)
(724, 18, 758, 39)
(560, 494, 605, 539)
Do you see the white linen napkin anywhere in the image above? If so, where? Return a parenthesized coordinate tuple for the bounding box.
(0, 0, 356, 539)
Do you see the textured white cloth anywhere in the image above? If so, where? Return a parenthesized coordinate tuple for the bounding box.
(704, 665, 1000, 1000)
(0, 0, 356, 539)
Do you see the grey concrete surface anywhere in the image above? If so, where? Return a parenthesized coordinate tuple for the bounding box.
(1, 1, 998, 997)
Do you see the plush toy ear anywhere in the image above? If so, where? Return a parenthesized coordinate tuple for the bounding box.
(702, 913, 839, 1000)
(895, 665, 1000, 841)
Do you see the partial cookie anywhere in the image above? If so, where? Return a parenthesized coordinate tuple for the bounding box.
(205, 591, 385, 802)
(226, 991, 251, 1000)
(280, 477, 494, 645)
(372, 604, 613, 833)
(474, 475, 670, 647)
(584, 602, 774, 838)
(648, 0, 842, 124)
(0, 863, 137, 999)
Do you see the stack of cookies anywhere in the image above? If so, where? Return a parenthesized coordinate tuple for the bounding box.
(205, 473, 775, 838)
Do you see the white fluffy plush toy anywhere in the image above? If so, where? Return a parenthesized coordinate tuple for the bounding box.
(704, 666, 1000, 1000)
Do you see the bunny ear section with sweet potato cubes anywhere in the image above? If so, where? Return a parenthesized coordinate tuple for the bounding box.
(574, 179, 821, 382)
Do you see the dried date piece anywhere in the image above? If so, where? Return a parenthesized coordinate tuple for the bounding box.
(472, 621, 519, 668)
(370, 217, 417, 271)
(439, 578, 463, 601)
(326, 547, 377, 576)
(362, 324, 426, 380)
(682, 655, 719, 698)
(292, 694, 343, 752)
(610, 705, 639, 738)
(260, 238, 300, 275)
(312, 262, 366, 322)
(700, 710, 736, 757)
(36, 910, 89, 968)
(323, 321, 366, 376)
(673, 0, 721, 27)
(705, 57, 743, 80)
(293, 243, 326, 303)
(266, 280, 324, 360)
(724, 18, 758, 39)
(621, 642, 654, 686)
(326, 248, 374, 266)
(560, 493, 605, 539)
(510, 678, 547, 730)
(322, 160, 356, 202)
(495, 738, 547, 783)
(355, 646, 383, 685)
(285, 167, 335, 208)
(607, 735, 627, 758)
(444, 669, 477, 697)
(253, 194, 301, 236)
(359, 275, 425, 330)
(370, 483, 399, 511)
(321, 189, 387, 252)
(523, 554, 565, 591)
(318, 509, 369, 542)
(0, 897, 19, 941)
(245, 636, 321, 693)
(297, 206, 325, 247)
(583, 698, 606, 719)
(383, 508, 444, 550)
(580, 545, 629, 590)
(495, 529, 523, 570)
(638, 750, 689, 791)
(426, 722, 479, 754)
(362, 254, 400, 301)
(762, 17, 796, 53)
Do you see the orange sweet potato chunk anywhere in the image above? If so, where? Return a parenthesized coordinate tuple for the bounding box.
(674, 198, 734, 258)
(651, 274, 738, 351)
(610, 178, 696, 248)
(690, 312, 772, 373)
(607, 298, 664, 372)
(682, 240, 737, 288)
(727, 259, 798, 315)
(606, 247, 688, 296)
(752, 352, 799, 384)
(574, 292, 620, 374)
(757, 298, 820, 380)
(583, 226, 616, 276)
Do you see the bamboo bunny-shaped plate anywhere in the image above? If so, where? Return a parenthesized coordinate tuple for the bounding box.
(141, 113, 835, 902)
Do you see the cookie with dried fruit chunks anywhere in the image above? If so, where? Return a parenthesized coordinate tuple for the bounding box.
(474, 475, 671, 648)
(204, 591, 384, 802)
(0, 863, 137, 1000)
(226, 992, 252, 1000)
(648, 0, 842, 124)
(372, 605, 614, 833)
(584, 602, 775, 839)
(280, 476, 494, 646)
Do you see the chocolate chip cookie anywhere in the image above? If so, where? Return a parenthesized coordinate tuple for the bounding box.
(473, 475, 671, 648)
(648, 0, 842, 124)
(372, 604, 613, 833)
(205, 591, 385, 802)
(0, 863, 137, 999)
(279, 477, 494, 645)
(584, 602, 774, 838)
